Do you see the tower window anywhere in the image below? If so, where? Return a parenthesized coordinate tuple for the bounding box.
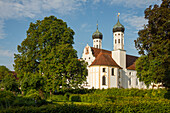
(96, 40, 98, 42)
(115, 34, 117, 36)
(96, 45, 98, 48)
(102, 76, 106, 85)
(112, 68, 114, 76)
(118, 39, 120, 43)
(103, 68, 106, 72)
(94, 41, 95, 42)
(129, 72, 131, 75)
(121, 34, 123, 36)
(115, 39, 117, 44)
(118, 33, 120, 35)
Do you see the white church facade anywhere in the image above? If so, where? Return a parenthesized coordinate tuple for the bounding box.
(81, 15, 148, 89)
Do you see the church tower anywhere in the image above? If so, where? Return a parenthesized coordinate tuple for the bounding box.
(113, 13, 125, 50)
(112, 13, 126, 69)
(92, 23, 103, 49)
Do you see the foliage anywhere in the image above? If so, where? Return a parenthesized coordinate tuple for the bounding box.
(0, 91, 15, 109)
(14, 16, 87, 94)
(0, 65, 11, 80)
(21, 73, 45, 98)
(69, 94, 81, 102)
(1, 100, 170, 113)
(1, 89, 170, 112)
(134, 0, 170, 88)
(0, 74, 19, 92)
(51, 95, 67, 102)
(26, 89, 41, 100)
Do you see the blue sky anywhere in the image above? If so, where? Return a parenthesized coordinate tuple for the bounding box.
(0, 0, 161, 71)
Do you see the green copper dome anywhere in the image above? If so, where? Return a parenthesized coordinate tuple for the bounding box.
(92, 24, 103, 39)
(113, 18, 125, 33)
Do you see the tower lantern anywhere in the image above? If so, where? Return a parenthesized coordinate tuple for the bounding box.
(113, 13, 125, 50)
(92, 22, 103, 49)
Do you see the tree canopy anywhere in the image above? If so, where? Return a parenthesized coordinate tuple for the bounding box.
(14, 16, 87, 94)
(0, 65, 11, 80)
(135, 0, 170, 88)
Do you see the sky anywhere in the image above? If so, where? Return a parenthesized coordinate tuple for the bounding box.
(0, 0, 162, 71)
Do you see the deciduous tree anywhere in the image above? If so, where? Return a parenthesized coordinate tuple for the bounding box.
(14, 16, 87, 93)
(135, 0, 170, 88)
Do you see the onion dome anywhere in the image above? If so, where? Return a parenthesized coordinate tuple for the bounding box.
(113, 13, 125, 33)
(92, 24, 103, 39)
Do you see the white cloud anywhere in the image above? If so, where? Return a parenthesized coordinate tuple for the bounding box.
(0, 49, 14, 57)
(0, 0, 87, 19)
(122, 13, 147, 31)
(0, 0, 88, 39)
(104, 0, 161, 8)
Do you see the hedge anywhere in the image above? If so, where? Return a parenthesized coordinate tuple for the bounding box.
(1, 101, 170, 113)
(93, 88, 170, 99)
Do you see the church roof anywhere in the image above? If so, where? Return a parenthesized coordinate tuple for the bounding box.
(113, 16, 125, 33)
(90, 51, 122, 68)
(127, 63, 136, 70)
(91, 47, 111, 57)
(90, 47, 138, 70)
(126, 55, 138, 69)
(92, 26, 103, 39)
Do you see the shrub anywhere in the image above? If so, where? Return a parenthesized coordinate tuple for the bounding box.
(51, 95, 67, 102)
(64, 92, 71, 101)
(26, 89, 41, 100)
(0, 91, 15, 109)
(69, 95, 81, 102)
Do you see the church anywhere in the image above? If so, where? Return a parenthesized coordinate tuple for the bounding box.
(81, 14, 148, 89)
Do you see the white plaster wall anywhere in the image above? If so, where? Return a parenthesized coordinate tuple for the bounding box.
(110, 67, 118, 88)
(126, 70, 147, 89)
(113, 32, 124, 50)
(112, 50, 126, 69)
(82, 45, 95, 66)
(93, 39, 102, 49)
(100, 66, 108, 89)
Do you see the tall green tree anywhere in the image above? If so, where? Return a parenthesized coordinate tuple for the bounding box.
(14, 16, 87, 93)
(135, 0, 170, 88)
(0, 65, 11, 80)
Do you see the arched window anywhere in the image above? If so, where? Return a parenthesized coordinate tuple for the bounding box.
(118, 39, 120, 43)
(102, 76, 106, 85)
(136, 78, 138, 85)
(103, 68, 106, 72)
(115, 39, 117, 44)
(111, 68, 114, 76)
(129, 78, 131, 86)
(96, 45, 98, 48)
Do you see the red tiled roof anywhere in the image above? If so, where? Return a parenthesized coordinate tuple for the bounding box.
(127, 63, 136, 70)
(126, 55, 138, 69)
(90, 47, 138, 70)
(90, 51, 122, 68)
(91, 47, 111, 58)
